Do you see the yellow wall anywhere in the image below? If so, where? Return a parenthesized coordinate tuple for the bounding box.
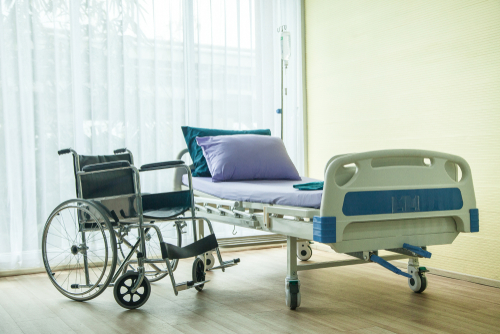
(305, 0, 500, 280)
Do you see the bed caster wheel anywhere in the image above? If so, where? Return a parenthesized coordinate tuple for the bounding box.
(113, 272, 151, 309)
(297, 243, 312, 261)
(198, 252, 215, 270)
(192, 257, 206, 292)
(408, 266, 428, 293)
(285, 279, 301, 310)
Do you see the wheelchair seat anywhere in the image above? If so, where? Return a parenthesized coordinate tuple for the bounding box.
(143, 207, 188, 219)
(142, 191, 192, 220)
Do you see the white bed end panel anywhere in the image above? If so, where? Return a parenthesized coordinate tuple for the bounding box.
(319, 149, 477, 253)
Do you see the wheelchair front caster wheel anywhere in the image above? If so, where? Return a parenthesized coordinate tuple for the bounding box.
(297, 244, 312, 261)
(192, 257, 206, 292)
(114, 272, 151, 309)
(199, 252, 215, 270)
(408, 267, 428, 293)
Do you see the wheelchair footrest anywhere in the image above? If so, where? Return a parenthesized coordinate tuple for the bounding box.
(175, 280, 210, 291)
(207, 258, 240, 271)
(71, 283, 114, 289)
(160, 234, 218, 260)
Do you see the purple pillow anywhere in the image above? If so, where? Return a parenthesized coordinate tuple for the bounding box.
(196, 134, 301, 182)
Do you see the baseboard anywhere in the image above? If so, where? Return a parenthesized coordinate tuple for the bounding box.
(391, 260, 500, 289)
(310, 242, 500, 289)
(0, 267, 47, 278)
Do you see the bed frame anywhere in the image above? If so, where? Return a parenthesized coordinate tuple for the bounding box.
(174, 149, 478, 309)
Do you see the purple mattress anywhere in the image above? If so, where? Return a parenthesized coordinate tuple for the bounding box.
(182, 175, 323, 208)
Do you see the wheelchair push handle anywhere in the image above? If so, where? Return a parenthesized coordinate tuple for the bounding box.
(114, 148, 127, 154)
(58, 148, 71, 155)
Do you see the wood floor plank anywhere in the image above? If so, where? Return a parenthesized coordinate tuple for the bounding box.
(0, 247, 499, 334)
(0, 303, 24, 334)
(16, 317, 77, 334)
(0, 276, 59, 323)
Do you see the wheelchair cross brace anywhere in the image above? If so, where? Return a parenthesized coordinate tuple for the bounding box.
(115, 216, 239, 296)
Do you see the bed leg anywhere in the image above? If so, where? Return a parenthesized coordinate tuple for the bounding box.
(286, 236, 301, 310)
(287, 236, 298, 280)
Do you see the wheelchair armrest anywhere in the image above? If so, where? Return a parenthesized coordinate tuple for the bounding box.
(82, 160, 131, 172)
(140, 160, 185, 172)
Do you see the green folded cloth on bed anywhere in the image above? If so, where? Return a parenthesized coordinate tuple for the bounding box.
(293, 181, 324, 191)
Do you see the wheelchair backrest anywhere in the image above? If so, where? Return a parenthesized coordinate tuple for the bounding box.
(74, 153, 135, 200)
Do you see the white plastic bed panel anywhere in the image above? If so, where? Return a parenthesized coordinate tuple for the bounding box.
(320, 150, 475, 252)
(330, 217, 458, 253)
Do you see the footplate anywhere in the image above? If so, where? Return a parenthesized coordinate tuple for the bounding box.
(206, 258, 240, 271)
(71, 283, 114, 289)
(175, 280, 210, 292)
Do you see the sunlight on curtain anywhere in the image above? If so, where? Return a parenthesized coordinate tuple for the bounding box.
(0, 0, 303, 272)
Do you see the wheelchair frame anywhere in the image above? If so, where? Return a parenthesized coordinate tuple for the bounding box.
(42, 148, 238, 309)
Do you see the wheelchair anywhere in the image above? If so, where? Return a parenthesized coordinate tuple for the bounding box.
(41, 148, 239, 309)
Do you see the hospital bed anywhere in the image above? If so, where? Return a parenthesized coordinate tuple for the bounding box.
(173, 148, 478, 309)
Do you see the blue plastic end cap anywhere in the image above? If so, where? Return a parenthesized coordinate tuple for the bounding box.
(276, 108, 282, 114)
(313, 216, 336, 243)
(470, 208, 479, 232)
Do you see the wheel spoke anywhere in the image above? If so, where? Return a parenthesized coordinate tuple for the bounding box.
(43, 201, 116, 302)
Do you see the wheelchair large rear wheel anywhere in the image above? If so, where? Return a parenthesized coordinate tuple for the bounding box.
(117, 221, 182, 283)
(42, 199, 117, 301)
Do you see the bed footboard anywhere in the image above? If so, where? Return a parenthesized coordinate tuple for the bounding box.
(318, 149, 477, 253)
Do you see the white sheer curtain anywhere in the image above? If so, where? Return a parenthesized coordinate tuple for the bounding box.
(0, 0, 304, 272)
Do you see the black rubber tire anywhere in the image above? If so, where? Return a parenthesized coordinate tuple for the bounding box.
(409, 273, 428, 293)
(113, 272, 151, 309)
(42, 199, 117, 302)
(290, 293, 298, 310)
(192, 257, 206, 292)
(415, 274, 428, 293)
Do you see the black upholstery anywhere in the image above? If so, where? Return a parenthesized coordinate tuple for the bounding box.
(75, 153, 192, 221)
(160, 234, 218, 260)
(142, 191, 192, 219)
(140, 160, 184, 172)
(79, 153, 132, 169)
(143, 207, 188, 219)
(82, 160, 130, 172)
(77, 154, 134, 199)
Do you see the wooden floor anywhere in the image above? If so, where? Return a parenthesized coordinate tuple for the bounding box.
(1, 247, 499, 334)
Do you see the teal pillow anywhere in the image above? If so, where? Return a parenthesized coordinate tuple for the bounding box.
(181, 126, 271, 177)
